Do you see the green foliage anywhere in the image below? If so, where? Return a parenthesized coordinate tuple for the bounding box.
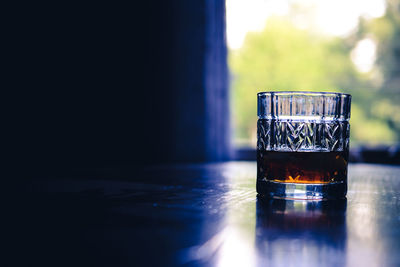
(354, 0, 400, 143)
(366, 0, 400, 88)
(230, 15, 400, 146)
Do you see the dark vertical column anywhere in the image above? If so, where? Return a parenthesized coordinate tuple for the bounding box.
(167, 0, 207, 162)
(164, 0, 230, 162)
(204, 0, 231, 161)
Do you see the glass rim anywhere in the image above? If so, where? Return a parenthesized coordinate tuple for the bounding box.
(257, 90, 352, 120)
(258, 91, 351, 97)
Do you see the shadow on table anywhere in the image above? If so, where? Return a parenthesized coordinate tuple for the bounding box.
(255, 198, 347, 266)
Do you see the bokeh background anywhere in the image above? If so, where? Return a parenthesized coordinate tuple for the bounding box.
(227, 0, 400, 148)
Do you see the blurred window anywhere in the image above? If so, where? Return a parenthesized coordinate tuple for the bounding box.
(226, 0, 400, 149)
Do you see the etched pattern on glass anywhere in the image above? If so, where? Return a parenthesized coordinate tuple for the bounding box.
(257, 120, 271, 151)
(257, 119, 349, 152)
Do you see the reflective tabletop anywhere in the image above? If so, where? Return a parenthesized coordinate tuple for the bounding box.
(21, 163, 400, 267)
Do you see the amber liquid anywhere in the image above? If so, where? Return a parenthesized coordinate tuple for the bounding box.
(257, 151, 348, 184)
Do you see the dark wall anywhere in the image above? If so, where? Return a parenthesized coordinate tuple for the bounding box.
(13, 0, 229, 177)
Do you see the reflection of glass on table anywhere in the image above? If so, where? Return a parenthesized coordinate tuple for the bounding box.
(255, 198, 347, 266)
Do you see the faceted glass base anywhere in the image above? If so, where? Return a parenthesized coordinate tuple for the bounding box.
(257, 180, 347, 200)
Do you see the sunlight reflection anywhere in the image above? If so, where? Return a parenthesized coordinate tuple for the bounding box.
(217, 227, 256, 267)
(346, 169, 383, 267)
(217, 162, 257, 267)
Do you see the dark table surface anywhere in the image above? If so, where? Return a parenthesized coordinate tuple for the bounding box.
(19, 162, 400, 267)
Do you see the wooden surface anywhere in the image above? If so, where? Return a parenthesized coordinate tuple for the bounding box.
(20, 162, 400, 266)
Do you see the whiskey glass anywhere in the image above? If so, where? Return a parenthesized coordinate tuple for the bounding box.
(257, 91, 351, 200)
